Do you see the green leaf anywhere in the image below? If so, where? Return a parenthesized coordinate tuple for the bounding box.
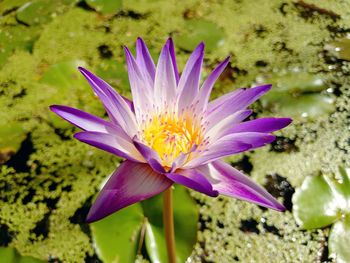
(262, 93, 334, 119)
(90, 204, 145, 263)
(174, 20, 225, 52)
(143, 185, 198, 263)
(0, 247, 44, 263)
(0, 26, 39, 67)
(292, 168, 350, 230)
(95, 60, 130, 92)
(329, 215, 350, 263)
(86, 0, 123, 15)
(260, 71, 335, 119)
(0, 0, 28, 14)
(41, 60, 93, 128)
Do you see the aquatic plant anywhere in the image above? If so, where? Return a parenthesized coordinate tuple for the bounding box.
(50, 38, 291, 261)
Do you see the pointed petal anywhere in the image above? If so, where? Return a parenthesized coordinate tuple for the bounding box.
(50, 105, 116, 133)
(177, 43, 204, 111)
(132, 138, 166, 173)
(199, 161, 285, 211)
(168, 38, 180, 84)
(78, 67, 137, 136)
(184, 141, 252, 168)
(136, 37, 156, 83)
(227, 117, 292, 134)
(206, 85, 271, 129)
(205, 109, 253, 140)
(207, 88, 244, 114)
(86, 161, 173, 222)
(74, 131, 144, 162)
(154, 40, 177, 110)
(166, 169, 218, 197)
(196, 56, 230, 111)
(124, 46, 153, 120)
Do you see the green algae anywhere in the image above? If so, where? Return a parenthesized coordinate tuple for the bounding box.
(0, 0, 349, 262)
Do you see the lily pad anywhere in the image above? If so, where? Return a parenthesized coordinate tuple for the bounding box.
(0, 26, 39, 67)
(41, 60, 95, 128)
(16, 0, 77, 26)
(90, 204, 144, 263)
(0, 247, 44, 263)
(174, 20, 225, 52)
(329, 215, 350, 263)
(0, 0, 28, 15)
(86, 0, 123, 15)
(0, 122, 26, 163)
(90, 185, 198, 263)
(95, 60, 130, 91)
(259, 71, 335, 119)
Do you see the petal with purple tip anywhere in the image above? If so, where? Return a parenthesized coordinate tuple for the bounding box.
(166, 169, 218, 197)
(86, 161, 173, 222)
(227, 117, 292, 134)
(196, 56, 230, 111)
(168, 38, 180, 84)
(74, 131, 144, 162)
(206, 85, 271, 129)
(177, 43, 204, 111)
(154, 40, 177, 110)
(78, 67, 138, 136)
(136, 37, 156, 84)
(124, 46, 153, 120)
(198, 161, 285, 211)
(49, 105, 129, 141)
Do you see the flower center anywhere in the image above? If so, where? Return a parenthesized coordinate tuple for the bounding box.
(142, 113, 202, 168)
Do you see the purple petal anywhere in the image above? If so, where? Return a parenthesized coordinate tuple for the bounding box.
(50, 105, 116, 133)
(166, 169, 218, 197)
(154, 40, 177, 109)
(196, 56, 230, 111)
(86, 161, 173, 222)
(219, 132, 276, 149)
(177, 43, 204, 111)
(121, 95, 134, 112)
(167, 38, 180, 84)
(206, 85, 271, 129)
(184, 141, 252, 168)
(124, 46, 153, 120)
(74, 131, 143, 162)
(205, 109, 253, 140)
(136, 37, 156, 82)
(199, 160, 285, 211)
(78, 67, 138, 136)
(207, 88, 244, 114)
(227, 117, 292, 134)
(132, 138, 166, 173)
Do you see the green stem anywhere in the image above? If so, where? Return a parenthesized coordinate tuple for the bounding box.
(163, 187, 176, 263)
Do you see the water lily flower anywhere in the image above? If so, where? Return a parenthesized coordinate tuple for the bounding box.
(50, 38, 291, 223)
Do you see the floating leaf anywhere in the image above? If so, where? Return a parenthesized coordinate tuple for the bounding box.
(95, 60, 130, 91)
(90, 185, 198, 263)
(325, 38, 350, 61)
(174, 20, 225, 52)
(142, 185, 198, 263)
(0, 247, 44, 263)
(90, 204, 144, 263)
(293, 167, 350, 229)
(329, 215, 350, 263)
(86, 0, 123, 15)
(259, 71, 334, 119)
(0, 0, 28, 14)
(0, 26, 39, 67)
(0, 122, 26, 163)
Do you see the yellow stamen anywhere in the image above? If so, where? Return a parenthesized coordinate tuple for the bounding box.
(142, 112, 203, 168)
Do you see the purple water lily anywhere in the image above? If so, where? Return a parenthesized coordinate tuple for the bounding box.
(50, 38, 291, 223)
